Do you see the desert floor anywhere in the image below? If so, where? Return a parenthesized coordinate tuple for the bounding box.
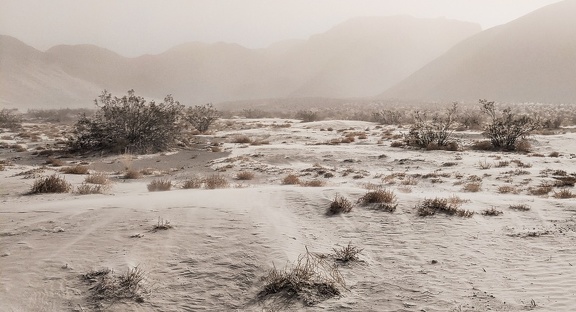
(1, 118, 576, 311)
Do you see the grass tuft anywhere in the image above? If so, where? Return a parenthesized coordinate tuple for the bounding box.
(147, 179, 172, 192)
(326, 194, 353, 216)
(29, 174, 71, 194)
(332, 242, 363, 263)
(416, 197, 474, 218)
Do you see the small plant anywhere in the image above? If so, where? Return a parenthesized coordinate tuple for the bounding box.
(147, 179, 172, 192)
(123, 169, 142, 179)
(85, 172, 110, 185)
(258, 248, 345, 306)
(300, 179, 325, 187)
(416, 197, 474, 217)
(231, 135, 252, 144)
(482, 207, 503, 216)
(553, 189, 576, 199)
(528, 185, 552, 196)
(477, 159, 492, 170)
(463, 182, 482, 192)
(332, 242, 363, 263)
(45, 157, 65, 167)
(83, 266, 146, 303)
(404, 103, 458, 149)
(282, 174, 300, 185)
(76, 183, 108, 195)
(498, 185, 518, 194)
(182, 176, 203, 189)
(357, 189, 396, 205)
(509, 204, 531, 211)
(549, 151, 560, 157)
(152, 217, 172, 232)
(236, 171, 255, 180)
(29, 174, 72, 194)
(204, 174, 229, 189)
(60, 165, 90, 174)
(326, 194, 353, 216)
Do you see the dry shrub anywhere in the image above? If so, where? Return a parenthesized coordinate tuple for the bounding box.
(498, 185, 518, 194)
(528, 185, 552, 196)
(29, 174, 71, 194)
(463, 182, 482, 192)
(548, 151, 560, 158)
(477, 160, 492, 170)
(236, 171, 255, 180)
(60, 165, 90, 174)
(82, 266, 146, 304)
(147, 179, 172, 192)
(553, 189, 576, 199)
(258, 248, 345, 306)
(282, 174, 300, 185)
(515, 139, 532, 153)
(470, 140, 494, 151)
(85, 172, 110, 185)
(390, 141, 404, 148)
(139, 168, 155, 176)
(332, 242, 363, 263)
(509, 204, 530, 211)
(151, 217, 173, 231)
(300, 179, 325, 187)
(358, 189, 396, 205)
(326, 194, 353, 216)
(123, 169, 142, 179)
(45, 157, 65, 167)
(553, 176, 576, 187)
(231, 135, 252, 144)
(495, 161, 510, 168)
(204, 174, 229, 189)
(416, 197, 474, 217)
(401, 177, 419, 185)
(482, 207, 503, 216)
(182, 176, 203, 189)
(76, 183, 108, 195)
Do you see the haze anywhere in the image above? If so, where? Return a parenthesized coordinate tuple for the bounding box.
(0, 0, 564, 57)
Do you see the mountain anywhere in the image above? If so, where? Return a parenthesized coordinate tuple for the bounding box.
(381, 0, 576, 104)
(0, 16, 480, 109)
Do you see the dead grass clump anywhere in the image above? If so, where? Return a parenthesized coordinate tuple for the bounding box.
(416, 197, 474, 218)
(236, 171, 255, 180)
(258, 248, 345, 306)
(83, 266, 146, 304)
(85, 172, 110, 185)
(471, 140, 494, 151)
(123, 169, 142, 179)
(204, 174, 229, 189)
(182, 176, 203, 189)
(390, 141, 404, 148)
(548, 151, 560, 158)
(401, 176, 419, 185)
(147, 179, 172, 192)
(463, 182, 482, 192)
(45, 157, 65, 167)
(553, 176, 576, 187)
(357, 189, 396, 205)
(515, 139, 532, 153)
(509, 204, 531, 211)
(300, 179, 326, 187)
(498, 185, 518, 194)
(332, 242, 363, 263)
(326, 194, 353, 216)
(553, 189, 576, 199)
(478, 159, 492, 170)
(29, 174, 72, 194)
(482, 207, 503, 216)
(76, 183, 108, 195)
(282, 174, 300, 185)
(528, 185, 552, 196)
(495, 160, 510, 168)
(151, 217, 173, 232)
(231, 135, 252, 144)
(60, 165, 90, 174)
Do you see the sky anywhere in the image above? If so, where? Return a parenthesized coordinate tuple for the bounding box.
(0, 0, 565, 57)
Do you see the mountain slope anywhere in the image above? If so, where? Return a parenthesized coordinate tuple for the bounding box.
(381, 0, 576, 104)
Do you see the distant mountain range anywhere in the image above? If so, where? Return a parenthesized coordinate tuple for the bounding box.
(381, 0, 576, 104)
(1, 16, 479, 109)
(2, 0, 575, 110)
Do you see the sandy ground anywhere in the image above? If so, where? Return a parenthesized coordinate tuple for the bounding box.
(1, 118, 576, 311)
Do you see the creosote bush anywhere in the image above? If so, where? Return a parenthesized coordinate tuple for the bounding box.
(29, 174, 72, 194)
(185, 103, 220, 133)
(68, 90, 184, 154)
(405, 103, 458, 150)
(327, 194, 353, 215)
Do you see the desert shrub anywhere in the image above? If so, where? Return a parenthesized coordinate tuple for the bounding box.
(184, 103, 220, 133)
(528, 185, 552, 196)
(553, 176, 576, 187)
(282, 174, 300, 185)
(258, 248, 345, 306)
(204, 174, 229, 189)
(76, 183, 108, 195)
(509, 204, 530, 211)
(123, 169, 142, 179)
(82, 266, 146, 303)
(0, 109, 22, 130)
(404, 103, 458, 149)
(326, 194, 353, 215)
(498, 185, 518, 194)
(85, 172, 110, 185)
(477, 160, 492, 170)
(390, 141, 404, 148)
(45, 157, 65, 167)
(372, 110, 403, 125)
(60, 165, 90, 174)
(416, 197, 474, 217)
(549, 151, 560, 158)
(236, 171, 255, 180)
(147, 179, 172, 192)
(29, 174, 72, 194)
(332, 242, 363, 263)
(152, 217, 172, 231)
(295, 110, 320, 122)
(357, 189, 396, 205)
(463, 182, 482, 192)
(480, 99, 541, 151)
(482, 207, 503, 216)
(456, 110, 484, 130)
(182, 176, 203, 189)
(470, 140, 494, 151)
(300, 179, 325, 187)
(231, 135, 252, 144)
(68, 90, 184, 154)
(553, 189, 576, 199)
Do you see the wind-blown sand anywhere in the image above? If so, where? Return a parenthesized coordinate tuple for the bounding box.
(1, 118, 575, 311)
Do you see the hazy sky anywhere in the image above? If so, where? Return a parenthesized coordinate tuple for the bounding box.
(0, 0, 564, 57)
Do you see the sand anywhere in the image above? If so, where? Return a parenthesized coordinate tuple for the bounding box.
(1, 118, 575, 311)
